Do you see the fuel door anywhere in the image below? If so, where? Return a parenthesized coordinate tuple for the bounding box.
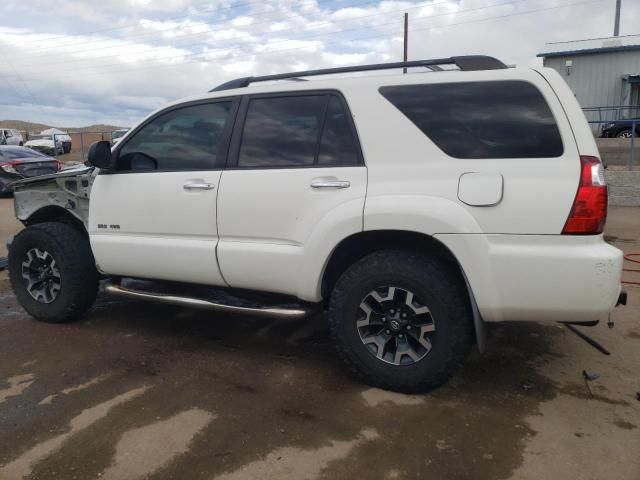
(457, 172, 504, 207)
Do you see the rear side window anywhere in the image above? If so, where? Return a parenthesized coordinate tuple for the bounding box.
(237, 94, 361, 168)
(379, 81, 563, 159)
(118, 102, 232, 171)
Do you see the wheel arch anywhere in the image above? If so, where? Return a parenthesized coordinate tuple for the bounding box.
(23, 206, 87, 237)
(320, 230, 486, 352)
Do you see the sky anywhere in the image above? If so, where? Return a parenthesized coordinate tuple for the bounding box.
(0, 0, 637, 127)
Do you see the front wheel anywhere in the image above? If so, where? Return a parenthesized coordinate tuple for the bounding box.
(8, 222, 99, 323)
(328, 250, 473, 393)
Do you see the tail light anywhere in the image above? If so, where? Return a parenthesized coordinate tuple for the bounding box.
(562, 155, 608, 234)
(0, 160, 21, 174)
(55, 160, 62, 171)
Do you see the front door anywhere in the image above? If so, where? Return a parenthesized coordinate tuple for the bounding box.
(89, 99, 238, 285)
(217, 92, 367, 298)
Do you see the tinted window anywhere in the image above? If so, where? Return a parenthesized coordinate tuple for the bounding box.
(238, 95, 326, 168)
(380, 81, 563, 159)
(318, 96, 359, 166)
(118, 102, 231, 171)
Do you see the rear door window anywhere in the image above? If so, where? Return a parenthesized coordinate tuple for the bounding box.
(236, 93, 361, 168)
(238, 95, 325, 168)
(379, 81, 563, 159)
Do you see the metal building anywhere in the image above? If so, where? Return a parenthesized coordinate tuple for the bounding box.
(538, 34, 640, 120)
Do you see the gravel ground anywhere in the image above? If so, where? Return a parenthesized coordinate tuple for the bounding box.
(0, 199, 638, 480)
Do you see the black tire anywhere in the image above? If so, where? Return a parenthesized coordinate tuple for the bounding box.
(328, 250, 473, 393)
(8, 222, 99, 323)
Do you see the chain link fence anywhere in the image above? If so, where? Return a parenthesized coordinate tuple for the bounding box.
(59, 131, 116, 164)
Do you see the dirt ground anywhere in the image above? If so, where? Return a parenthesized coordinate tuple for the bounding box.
(0, 199, 638, 480)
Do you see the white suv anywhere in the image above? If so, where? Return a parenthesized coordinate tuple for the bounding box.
(6, 56, 625, 392)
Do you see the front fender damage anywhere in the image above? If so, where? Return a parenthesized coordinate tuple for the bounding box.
(12, 166, 95, 228)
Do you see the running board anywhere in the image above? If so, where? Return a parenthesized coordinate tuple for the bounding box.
(104, 282, 312, 319)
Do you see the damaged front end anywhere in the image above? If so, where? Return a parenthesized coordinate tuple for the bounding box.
(11, 165, 95, 229)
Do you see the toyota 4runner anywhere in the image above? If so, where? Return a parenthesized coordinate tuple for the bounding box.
(6, 56, 625, 393)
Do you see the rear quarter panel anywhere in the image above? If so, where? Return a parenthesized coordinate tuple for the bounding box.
(533, 67, 600, 158)
(342, 69, 581, 235)
(339, 69, 621, 322)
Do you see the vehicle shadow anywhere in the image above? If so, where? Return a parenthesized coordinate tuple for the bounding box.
(89, 291, 563, 400)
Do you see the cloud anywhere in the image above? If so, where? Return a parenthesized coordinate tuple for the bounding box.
(0, 0, 637, 127)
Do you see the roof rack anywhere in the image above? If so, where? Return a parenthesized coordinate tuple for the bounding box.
(210, 55, 507, 92)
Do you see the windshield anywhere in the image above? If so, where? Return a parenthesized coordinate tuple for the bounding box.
(112, 130, 128, 139)
(30, 134, 54, 141)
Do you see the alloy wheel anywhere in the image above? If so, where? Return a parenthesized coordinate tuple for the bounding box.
(21, 248, 61, 304)
(357, 286, 436, 366)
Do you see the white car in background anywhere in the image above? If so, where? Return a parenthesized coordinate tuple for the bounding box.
(24, 134, 64, 156)
(41, 128, 72, 153)
(1, 129, 25, 146)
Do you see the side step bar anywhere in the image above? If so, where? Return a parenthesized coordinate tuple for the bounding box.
(104, 282, 312, 319)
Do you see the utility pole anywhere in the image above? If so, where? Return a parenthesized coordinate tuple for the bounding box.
(403, 13, 408, 73)
(614, 0, 621, 36)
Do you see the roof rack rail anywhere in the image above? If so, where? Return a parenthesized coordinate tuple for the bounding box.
(210, 55, 507, 92)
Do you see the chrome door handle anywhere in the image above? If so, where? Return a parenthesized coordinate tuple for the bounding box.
(310, 180, 351, 189)
(183, 182, 215, 190)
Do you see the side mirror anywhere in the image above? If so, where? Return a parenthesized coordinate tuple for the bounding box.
(87, 140, 115, 170)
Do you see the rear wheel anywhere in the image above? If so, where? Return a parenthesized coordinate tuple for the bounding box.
(328, 250, 473, 393)
(8, 222, 99, 323)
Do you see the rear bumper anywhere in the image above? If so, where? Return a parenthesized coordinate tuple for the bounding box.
(0, 172, 22, 194)
(435, 233, 624, 323)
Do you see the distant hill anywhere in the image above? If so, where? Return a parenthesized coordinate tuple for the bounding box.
(0, 120, 126, 133)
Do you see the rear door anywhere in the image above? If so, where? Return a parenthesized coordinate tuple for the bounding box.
(89, 98, 238, 285)
(217, 92, 367, 296)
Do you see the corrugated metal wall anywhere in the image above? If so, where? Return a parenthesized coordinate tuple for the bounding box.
(543, 50, 640, 120)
